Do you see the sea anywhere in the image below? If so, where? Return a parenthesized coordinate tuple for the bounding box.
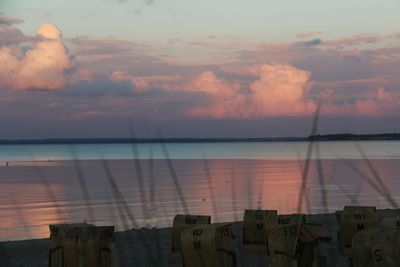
(0, 141, 400, 240)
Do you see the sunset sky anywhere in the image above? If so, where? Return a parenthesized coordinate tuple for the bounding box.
(0, 0, 400, 138)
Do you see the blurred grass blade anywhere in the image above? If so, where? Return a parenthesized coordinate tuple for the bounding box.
(128, 122, 149, 222)
(69, 145, 95, 222)
(157, 131, 189, 214)
(297, 102, 321, 213)
(202, 155, 218, 222)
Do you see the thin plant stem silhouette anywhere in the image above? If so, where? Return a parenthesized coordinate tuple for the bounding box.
(28, 151, 65, 222)
(338, 157, 397, 208)
(295, 147, 310, 213)
(257, 161, 269, 210)
(230, 162, 239, 222)
(325, 163, 362, 205)
(148, 145, 156, 221)
(12, 197, 33, 240)
(157, 131, 189, 214)
(315, 141, 328, 214)
(202, 155, 219, 222)
(355, 142, 399, 209)
(297, 102, 322, 214)
(101, 159, 139, 227)
(128, 123, 149, 223)
(69, 146, 95, 223)
(100, 158, 156, 266)
(246, 168, 253, 209)
(145, 140, 165, 267)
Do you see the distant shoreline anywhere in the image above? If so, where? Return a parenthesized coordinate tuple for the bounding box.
(0, 133, 399, 145)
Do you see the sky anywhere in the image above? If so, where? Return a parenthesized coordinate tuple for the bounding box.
(0, 0, 399, 138)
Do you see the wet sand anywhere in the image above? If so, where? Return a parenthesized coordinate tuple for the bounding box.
(1, 209, 400, 267)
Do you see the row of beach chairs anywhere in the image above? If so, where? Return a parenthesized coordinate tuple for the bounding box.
(170, 212, 330, 267)
(48, 206, 400, 266)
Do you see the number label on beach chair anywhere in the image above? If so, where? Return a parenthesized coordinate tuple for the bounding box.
(336, 206, 377, 257)
(170, 214, 211, 262)
(352, 228, 400, 267)
(263, 213, 305, 254)
(268, 223, 300, 267)
(242, 209, 277, 251)
(180, 223, 236, 267)
(277, 214, 306, 226)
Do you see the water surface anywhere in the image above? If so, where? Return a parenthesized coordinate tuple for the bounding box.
(0, 141, 399, 240)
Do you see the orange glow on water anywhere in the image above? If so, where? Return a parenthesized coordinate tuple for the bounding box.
(0, 158, 399, 240)
(0, 182, 66, 240)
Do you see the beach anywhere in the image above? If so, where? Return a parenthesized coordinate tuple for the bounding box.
(1, 209, 400, 266)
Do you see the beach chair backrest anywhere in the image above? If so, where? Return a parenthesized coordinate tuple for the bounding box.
(268, 223, 301, 267)
(85, 226, 115, 267)
(63, 227, 83, 267)
(171, 214, 211, 257)
(336, 206, 377, 256)
(180, 223, 236, 267)
(243, 209, 277, 246)
(49, 224, 115, 267)
(352, 228, 400, 267)
(264, 213, 305, 251)
(49, 223, 93, 246)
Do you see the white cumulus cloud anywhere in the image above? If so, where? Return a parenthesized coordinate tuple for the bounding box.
(0, 22, 74, 90)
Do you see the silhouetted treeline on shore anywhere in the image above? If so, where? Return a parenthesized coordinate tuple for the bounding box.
(0, 133, 398, 145)
(309, 133, 400, 141)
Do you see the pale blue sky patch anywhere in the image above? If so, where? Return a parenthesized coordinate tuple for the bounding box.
(3, 0, 400, 43)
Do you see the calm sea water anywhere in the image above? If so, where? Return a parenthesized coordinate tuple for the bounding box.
(0, 141, 400, 240)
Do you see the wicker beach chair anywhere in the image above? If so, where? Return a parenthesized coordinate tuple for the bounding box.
(48, 224, 115, 267)
(242, 209, 278, 251)
(336, 206, 377, 257)
(180, 223, 237, 267)
(170, 214, 211, 262)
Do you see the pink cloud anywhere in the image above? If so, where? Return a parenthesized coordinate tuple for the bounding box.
(185, 71, 239, 96)
(355, 88, 399, 116)
(0, 23, 74, 90)
(218, 64, 262, 77)
(185, 64, 316, 118)
(249, 64, 316, 116)
(320, 87, 400, 116)
(183, 64, 400, 119)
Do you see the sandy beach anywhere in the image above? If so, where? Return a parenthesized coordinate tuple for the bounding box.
(1, 209, 400, 266)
